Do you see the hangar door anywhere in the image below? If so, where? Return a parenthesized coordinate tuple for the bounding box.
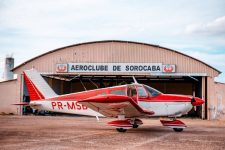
(41, 75, 202, 118)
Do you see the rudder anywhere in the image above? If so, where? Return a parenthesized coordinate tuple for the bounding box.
(23, 69, 58, 101)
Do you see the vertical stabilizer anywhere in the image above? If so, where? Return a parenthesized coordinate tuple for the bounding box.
(24, 69, 58, 100)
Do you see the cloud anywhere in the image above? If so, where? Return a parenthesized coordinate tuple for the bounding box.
(185, 16, 225, 36)
(184, 51, 225, 67)
(183, 50, 225, 82)
(0, 0, 225, 82)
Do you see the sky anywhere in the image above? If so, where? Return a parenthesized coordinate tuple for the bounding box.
(0, 0, 225, 82)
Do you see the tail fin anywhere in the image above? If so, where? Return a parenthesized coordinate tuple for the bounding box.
(24, 69, 58, 101)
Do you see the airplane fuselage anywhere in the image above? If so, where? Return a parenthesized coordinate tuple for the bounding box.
(22, 69, 205, 132)
(30, 100, 103, 116)
(30, 84, 195, 118)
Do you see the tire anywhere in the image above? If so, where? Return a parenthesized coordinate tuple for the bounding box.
(173, 128, 183, 132)
(116, 128, 127, 132)
(132, 124, 139, 128)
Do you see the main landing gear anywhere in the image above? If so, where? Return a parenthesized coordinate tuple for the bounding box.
(108, 118, 186, 132)
(160, 119, 186, 132)
(116, 128, 127, 132)
(108, 118, 143, 132)
(173, 128, 183, 132)
(131, 118, 143, 129)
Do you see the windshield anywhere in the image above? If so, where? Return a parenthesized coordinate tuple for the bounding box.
(137, 86, 148, 97)
(144, 85, 161, 97)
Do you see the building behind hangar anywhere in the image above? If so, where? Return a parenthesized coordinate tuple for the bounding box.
(0, 40, 225, 120)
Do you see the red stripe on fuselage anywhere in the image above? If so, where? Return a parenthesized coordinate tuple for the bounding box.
(46, 84, 192, 104)
(139, 94, 192, 102)
(47, 86, 127, 101)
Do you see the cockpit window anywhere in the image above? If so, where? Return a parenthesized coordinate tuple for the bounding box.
(137, 86, 148, 97)
(144, 85, 161, 97)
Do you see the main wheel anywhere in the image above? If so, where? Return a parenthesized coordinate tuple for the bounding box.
(116, 128, 127, 132)
(173, 128, 183, 132)
(132, 124, 139, 128)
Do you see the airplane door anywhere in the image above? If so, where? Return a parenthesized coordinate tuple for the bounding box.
(127, 85, 138, 103)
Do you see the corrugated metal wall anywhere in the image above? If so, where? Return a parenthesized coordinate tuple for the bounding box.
(212, 82, 225, 119)
(0, 80, 18, 114)
(13, 41, 219, 77)
(207, 79, 225, 120)
(9, 41, 223, 118)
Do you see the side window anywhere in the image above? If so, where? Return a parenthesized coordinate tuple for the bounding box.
(97, 92, 107, 96)
(110, 90, 126, 95)
(137, 86, 148, 97)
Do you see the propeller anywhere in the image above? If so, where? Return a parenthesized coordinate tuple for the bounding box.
(191, 97, 196, 104)
(191, 97, 204, 106)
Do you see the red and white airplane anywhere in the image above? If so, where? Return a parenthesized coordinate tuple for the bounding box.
(17, 69, 204, 132)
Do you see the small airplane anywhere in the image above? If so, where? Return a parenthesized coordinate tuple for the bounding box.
(15, 69, 204, 132)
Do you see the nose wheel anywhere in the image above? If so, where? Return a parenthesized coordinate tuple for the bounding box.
(132, 124, 139, 128)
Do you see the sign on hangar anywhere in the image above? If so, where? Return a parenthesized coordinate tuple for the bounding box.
(56, 63, 176, 73)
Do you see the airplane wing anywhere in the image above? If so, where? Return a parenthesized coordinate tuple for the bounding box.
(79, 95, 154, 118)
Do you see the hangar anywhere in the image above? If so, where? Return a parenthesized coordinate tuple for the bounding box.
(0, 40, 225, 120)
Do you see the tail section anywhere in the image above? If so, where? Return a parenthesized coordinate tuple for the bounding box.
(24, 69, 58, 101)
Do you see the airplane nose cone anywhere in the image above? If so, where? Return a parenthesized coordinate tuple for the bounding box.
(191, 97, 204, 106)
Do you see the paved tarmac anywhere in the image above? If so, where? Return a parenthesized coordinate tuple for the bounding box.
(0, 116, 225, 150)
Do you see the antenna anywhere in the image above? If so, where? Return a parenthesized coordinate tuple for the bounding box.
(89, 78, 99, 89)
(69, 74, 80, 81)
(132, 76, 138, 84)
(79, 78, 87, 91)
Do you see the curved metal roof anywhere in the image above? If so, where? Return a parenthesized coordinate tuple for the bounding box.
(12, 40, 221, 74)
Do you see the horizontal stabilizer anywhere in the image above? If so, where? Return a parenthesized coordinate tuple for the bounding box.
(13, 102, 42, 107)
(12, 102, 30, 106)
